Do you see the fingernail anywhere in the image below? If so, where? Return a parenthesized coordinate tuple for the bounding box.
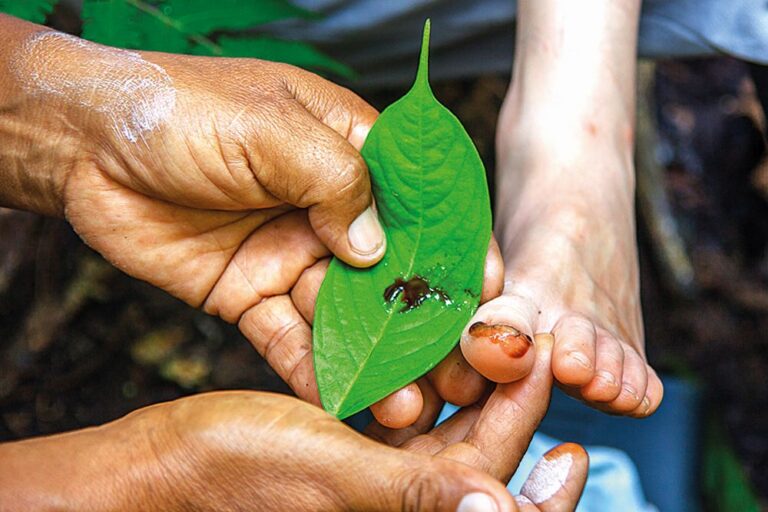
(568, 351, 593, 370)
(622, 383, 640, 402)
(597, 370, 617, 387)
(348, 207, 384, 256)
(457, 492, 499, 512)
(641, 396, 651, 412)
(349, 123, 371, 150)
(468, 322, 532, 358)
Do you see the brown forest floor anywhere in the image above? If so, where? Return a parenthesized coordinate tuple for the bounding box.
(1, 58, 767, 507)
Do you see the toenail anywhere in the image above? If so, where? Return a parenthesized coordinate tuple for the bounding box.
(568, 351, 592, 370)
(597, 370, 617, 387)
(622, 383, 640, 402)
(457, 492, 499, 512)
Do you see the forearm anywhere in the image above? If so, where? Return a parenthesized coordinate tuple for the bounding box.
(0, 407, 176, 512)
(0, 14, 83, 216)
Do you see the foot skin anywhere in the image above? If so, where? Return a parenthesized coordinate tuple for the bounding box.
(461, 123, 663, 418)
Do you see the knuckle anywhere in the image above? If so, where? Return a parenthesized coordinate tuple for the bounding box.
(562, 313, 596, 334)
(331, 154, 369, 198)
(397, 468, 445, 512)
(301, 152, 368, 208)
(600, 338, 626, 365)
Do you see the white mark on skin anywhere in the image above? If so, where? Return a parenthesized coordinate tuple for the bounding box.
(520, 452, 573, 504)
(13, 31, 176, 142)
(515, 495, 534, 506)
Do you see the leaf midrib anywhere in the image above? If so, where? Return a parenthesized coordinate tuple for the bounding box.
(332, 94, 430, 415)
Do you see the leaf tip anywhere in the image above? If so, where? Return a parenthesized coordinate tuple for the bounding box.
(414, 19, 431, 90)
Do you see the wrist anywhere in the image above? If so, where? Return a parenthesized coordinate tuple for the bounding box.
(0, 103, 82, 216)
(0, 16, 86, 216)
(0, 410, 180, 512)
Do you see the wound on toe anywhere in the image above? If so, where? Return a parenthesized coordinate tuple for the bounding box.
(469, 321, 532, 358)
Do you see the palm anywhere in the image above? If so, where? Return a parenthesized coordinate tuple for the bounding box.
(64, 149, 337, 404)
(68, 169, 269, 294)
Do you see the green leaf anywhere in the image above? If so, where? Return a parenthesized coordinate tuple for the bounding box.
(313, 20, 491, 419)
(209, 36, 354, 79)
(703, 416, 761, 512)
(0, 0, 58, 23)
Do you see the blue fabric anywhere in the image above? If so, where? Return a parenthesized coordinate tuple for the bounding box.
(435, 406, 659, 512)
(271, 0, 768, 86)
(539, 378, 702, 512)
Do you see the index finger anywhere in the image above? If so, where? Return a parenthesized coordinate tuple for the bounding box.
(436, 334, 555, 481)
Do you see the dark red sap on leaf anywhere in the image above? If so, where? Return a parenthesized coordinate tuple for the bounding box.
(383, 275, 451, 312)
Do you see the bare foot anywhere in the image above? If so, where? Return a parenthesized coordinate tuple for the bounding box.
(461, 113, 663, 417)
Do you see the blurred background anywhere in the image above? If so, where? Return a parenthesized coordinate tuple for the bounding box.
(1, 2, 767, 511)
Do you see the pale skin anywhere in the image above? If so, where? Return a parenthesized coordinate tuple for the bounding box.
(469, 0, 664, 416)
(344, 0, 666, 419)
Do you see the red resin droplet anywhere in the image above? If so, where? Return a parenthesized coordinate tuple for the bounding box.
(383, 275, 451, 312)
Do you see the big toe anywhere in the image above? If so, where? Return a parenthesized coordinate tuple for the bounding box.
(460, 295, 537, 383)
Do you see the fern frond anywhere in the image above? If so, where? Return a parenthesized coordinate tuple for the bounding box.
(164, 0, 315, 34)
(0, 0, 58, 23)
(78, 0, 355, 79)
(213, 37, 355, 79)
(82, 0, 142, 48)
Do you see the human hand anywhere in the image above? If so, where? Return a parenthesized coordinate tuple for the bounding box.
(0, 20, 504, 429)
(249, 235, 504, 429)
(0, 335, 587, 512)
(3, 22, 383, 298)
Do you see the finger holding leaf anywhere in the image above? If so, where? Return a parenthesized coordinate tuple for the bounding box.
(240, 19, 527, 430)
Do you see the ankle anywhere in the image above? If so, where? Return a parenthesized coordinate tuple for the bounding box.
(496, 88, 635, 173)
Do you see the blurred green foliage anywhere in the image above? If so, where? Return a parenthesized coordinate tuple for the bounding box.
(0, 0, 353, 78)
(703, 416, 762, 512)
(0, 0, 58, 23)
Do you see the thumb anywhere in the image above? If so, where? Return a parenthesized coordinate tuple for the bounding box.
(352, 453, 518, 512)
(257, 101, 385, 268)
(275, 68, 386, 267)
